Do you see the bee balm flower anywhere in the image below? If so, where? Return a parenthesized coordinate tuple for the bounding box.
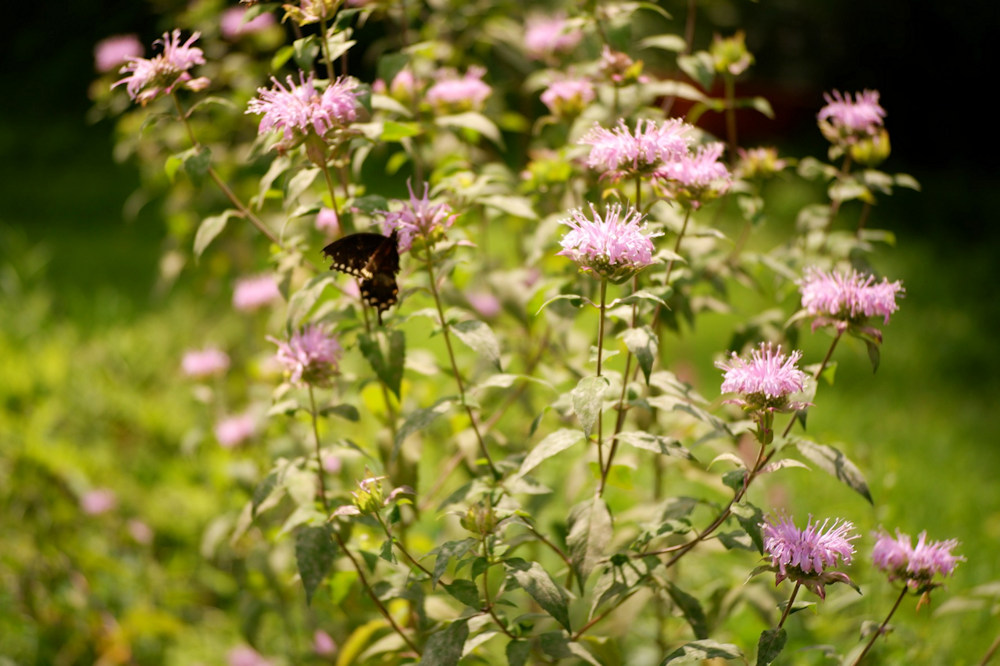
(872, 528, 963, 591)
(716, 342, 807, 413)
(798, 267, 904, 332)
(113, 30, 208, 105)
(762, 514, 858, 599)
(268, 325, 342, 387)
(557, 203, 660, 281)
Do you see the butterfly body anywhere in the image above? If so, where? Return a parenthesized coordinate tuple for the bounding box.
(322, 229, 400, 324)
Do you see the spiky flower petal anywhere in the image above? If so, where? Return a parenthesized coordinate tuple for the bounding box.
(762, 514, 858, 598)
(557, 203, 660, 280)
(872, 528, 963, 591)
(268, 325, 342, 387)
(716, 342, 807, 412)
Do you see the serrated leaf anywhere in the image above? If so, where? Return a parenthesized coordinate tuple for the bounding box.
(392, 397, 453, 464)
(567, 497, 613, 588)
(614, 431, 693, 459)
(666, 582, 708, 639)
(295, 525, 337, 605)
(451, 320, 502, 370)
(793, 439, 873, 504)
(287, 275, 331, 328)
(506, 559, 572, 632)
(193, 210, 239, 258)
(418, 620, 469, 666)
(660, 639, 743, 664)
(518, 429, 583, 478)
(621, 326, 657, 384)
(571, 376, 609, 438)
(755, 628, 787, 666)
(359, 329, 405, 399)
(442, 579, 481, 609)
(435, 112, 503, 147)
(431, 538, 477, 587)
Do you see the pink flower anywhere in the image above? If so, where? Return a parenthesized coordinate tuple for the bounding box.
(873, 528, 963, 590)
(653, 142, 732, 208)
(94, 34, 143, 73)
(316, 206, 340, 235)
(114, 30, 208, 105)
(557, 203, 660, 280)
(762, 514, 858, 599)
(269, 325, 342, 386)
(221, 7, 276, 39)
(524, 14, 582, 60)
(736, 146, 788, 179)
(426, 67, 491, 112)
(579, 118, 691, 180)
(227, 645, 273, 666)
(540, 77, 595, 116)
(799, 267, 904, 330)
(467, 291, 501, 318)
(387, 68, 421, 102)
(181, 347, 230, 378)
(313, 629, 337, 655)
(81, 488, 117, 515)
(233, 274, 282, 311)
(818, 89, 886, 137)
(214, 413, 257, 448)
(379, 181, 456, 253)
(128, 519, 154, 544)
(246, 72, 359, 149)
(716, 342, 807, 412)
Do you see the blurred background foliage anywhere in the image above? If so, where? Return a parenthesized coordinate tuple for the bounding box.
(2, 0, 998, 664)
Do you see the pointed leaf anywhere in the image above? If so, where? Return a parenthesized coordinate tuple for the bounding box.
(793, 439, 873, 504)
(251, 472, 279, 517)
(506, 559, 572, 632)
(567, 497, 613, 587)
(661, 640, 743, 664)
(418, 620, 469, 666)
(755, 628, 787, 666)
(518, 429, 583, 478)
(392, 397, 454, 464)
(295, 524, 337, 605)
(451, 320, 502, 370)
(730, 501, 765, 553)
(621, 326, 657, 384)
(359, 329, 405, 399)
(506, 639, 531, 666)
(572, 376, 609, 438)
(442, 579, 481, 609)
(666, 582, 708, 639)
(614, 431, 693, 459)
(431, 538, 477, 587)
(194, 209, 239, 258)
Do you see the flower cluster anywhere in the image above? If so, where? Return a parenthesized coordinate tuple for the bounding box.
(762, 514, 858, 599)
(379, 181, 457, 252)
(579, 118, 691, 180)
(653, 142, 732, 208)
(246, 73, 360, 151)
(233, 274, 282, 311)
(113, 30, 209, 105)
(799, 267, 904, 331)
(426, 67, 491, 113)
(540, 77, 595, 117)
(524, 13, 582, 61)
(818, 89, 886, 138)
(557, 203, 660, 281)
(182, 347, 230, 378)
(716, 342, 807, 413)
(269, 325, 342, 387)
(872, 529, 963, 591)
(215, 412, 257, 448)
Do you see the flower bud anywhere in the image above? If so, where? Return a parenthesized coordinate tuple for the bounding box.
(849, 128, 891, 166)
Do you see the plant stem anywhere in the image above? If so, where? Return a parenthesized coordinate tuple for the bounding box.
(851, 585, 908, 665)
(376, 513, 432, 577)
(663, 208, 692, 287)
(776, 581, 802, 629)
(979, 634, 1000, 666)
(781, 329, 842, 439)
(421, 243, 498, 477)
(595, 278, 608, 479)
(308, 386, 330, 513)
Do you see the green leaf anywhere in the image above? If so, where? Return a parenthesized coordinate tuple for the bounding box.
(295, 524, 337, 605)
(660, 639, 743, 664)
(666, 582, 708, 639)
(392, 397, 453, 464)
(431, 538, 477, 587)
(755, 628, 787, 666)
(287, 275, 331, 329)
(380, 120, 421, 141)
(451, 320, 502, 370)
(292, 35, 320, 71)
(730, 501, 765, 553)
(506, 559, 572, 632)
(359, 329, 405, 399)
(614, 431, 693, 459)
(517, 429, 583, 478)
(319, 403, 359, 422)
(435, 112, 503, 147)
(612, 290, 667, 308)
(638, 34, 686, 52)
(621, 326, 657, 384)
(571, 376, 609, 438)
(442, 579, 481, 609)
(865, 337, 881, 373)
(480, 194, 538, 220)
(536, 293, 587, 314)
(179, 146, 211, 183)
(251, 472, 279, 517)
(793, 439, 873, 504)
(676, 52, 716, 90)
(193, 210, 239, 259)
(506, 639, 531, 666)
(379, 538, 395, 563)
(567, 497, 613, 588)
(418, 620, 469, 666)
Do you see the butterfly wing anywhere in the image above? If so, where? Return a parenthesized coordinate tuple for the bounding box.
(323, 230, 401, 324)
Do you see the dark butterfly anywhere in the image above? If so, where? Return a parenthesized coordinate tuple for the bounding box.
(322, 229, 400, 325)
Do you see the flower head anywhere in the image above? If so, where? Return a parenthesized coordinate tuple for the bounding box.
(114, 30, 208, 105)
(316, 206, 340, 236)
(818, 89, 886, 143)
(246, 72, 359, 151)
(215, 412, 257, 448)
(221, 7, 276, 39)
(379, 181, 456, 252)
(873, 528, 963, 591)
(579, 118, 691, 181)
(799, 267, 904, 332)
(81, 488, 118, 516)
(540, 77, 595, 116)
(736, 146, 788, 179)
(182, 347, 230, 378)
(94, 34, 143, 73)
(557, 203, 660, 280)
(524, 14, 582, 60)
(716, 342, 807, 412)
(762, 514, 858, 599)
(426, 66, 491, 112)
(653, 142, 732, 208)
(233, 274, 282, 311)
(269, 325, 342, 386)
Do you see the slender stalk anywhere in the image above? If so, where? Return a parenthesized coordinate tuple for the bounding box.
(421, 243, 498, 476)
(776, 581, 802, 629)
(375, 513, 432, 577)
(851, 585, 908, 665)
(781, 329, 843, 439)
(595, 278, 609, 477)
(331, 529, 420, 655)
(856, 201, 873, 235)
(663, 208, 692, 287)
(979, 634, 1000, 666)
(320, 164, 342, 221)
(308, 386, 330, 513)
(480, 534, 517, 639)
